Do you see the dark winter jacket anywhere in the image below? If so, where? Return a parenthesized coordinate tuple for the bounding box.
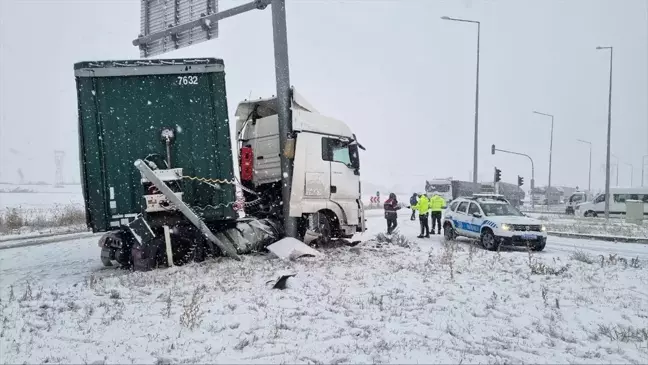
(384, 193, 401, 218)
(410, 194, 418, 206)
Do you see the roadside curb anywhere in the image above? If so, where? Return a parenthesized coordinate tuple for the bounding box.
(0, 229, 88, 243)
(548, 231, 648, 244)
(521, 211, 564, 215)
(0, 232, 96, 251)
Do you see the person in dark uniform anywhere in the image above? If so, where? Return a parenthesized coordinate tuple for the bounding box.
(429, 193, 446, 235)
(409, 193, 418, 221)
(383, 193, 401, 234)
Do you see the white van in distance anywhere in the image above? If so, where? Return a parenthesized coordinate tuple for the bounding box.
(565, 191, 592, 215)
(575, 187, 648, 217)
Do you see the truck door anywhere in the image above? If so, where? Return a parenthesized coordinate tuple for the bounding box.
(322, 137, 360, 225)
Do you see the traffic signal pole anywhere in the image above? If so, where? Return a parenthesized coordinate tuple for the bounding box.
(491, 145, 535, 209)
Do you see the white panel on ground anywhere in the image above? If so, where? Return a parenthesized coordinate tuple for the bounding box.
(267, 238, 322, 260)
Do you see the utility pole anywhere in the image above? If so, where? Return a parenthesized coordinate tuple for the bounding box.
(596, 46, 613, 220)
(612, 154, 620, 186)
(532, 111, 554, 205)
(271, 0, 297, 237)
(642, 155, 647, 186)
(624, 162, 633, 187)
(576, 139, 592, 193)
(441, 15, 481, 184)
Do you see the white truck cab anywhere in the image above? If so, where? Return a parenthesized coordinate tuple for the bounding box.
(425, 178, 453, 203)
(565, 191, 590, 214)
(235, 88, 365, 239)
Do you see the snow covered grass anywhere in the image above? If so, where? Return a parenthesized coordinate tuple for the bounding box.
(0, 204, 86, 236)
(2, 232, 648, 364)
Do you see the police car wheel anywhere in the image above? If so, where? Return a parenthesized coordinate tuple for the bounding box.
(443, 224, 455, 241)
(481, 229, 498, 251)
(532, 239, 546, 252)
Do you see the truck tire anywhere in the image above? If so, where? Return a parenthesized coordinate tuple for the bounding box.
(481, 229, 498, 251)
(100, 247, 114, 267)
(308, 212, 332, 246)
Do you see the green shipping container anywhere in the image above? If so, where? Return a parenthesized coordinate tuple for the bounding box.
(74, 58, 236, 233)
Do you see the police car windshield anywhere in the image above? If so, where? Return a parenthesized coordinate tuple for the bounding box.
(479, 203, 523, 217)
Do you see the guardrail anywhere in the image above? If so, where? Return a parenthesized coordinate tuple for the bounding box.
(547, 231, 648, 244)
(0, 232, 96, 250)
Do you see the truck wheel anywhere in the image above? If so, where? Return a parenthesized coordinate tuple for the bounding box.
(584, 210, 596, 218)
(481, 229, 498, 251)
(100, 247, 113, 267)
(309, 212, 332, 246)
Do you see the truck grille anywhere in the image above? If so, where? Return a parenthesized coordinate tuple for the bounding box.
(511, 224, 542, 232)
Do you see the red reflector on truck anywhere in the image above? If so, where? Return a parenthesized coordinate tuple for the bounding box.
(240, 147, 254, 181)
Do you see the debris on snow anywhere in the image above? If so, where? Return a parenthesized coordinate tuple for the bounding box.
(266, 237, 322, 260)
(266, 272, 297, 290)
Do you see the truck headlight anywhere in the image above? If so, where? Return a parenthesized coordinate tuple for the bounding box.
(541, 225, 547, 232)
(501, 224, 511, 231)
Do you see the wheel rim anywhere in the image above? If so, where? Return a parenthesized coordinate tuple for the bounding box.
(308, 212, 331, 244)
(483, 232, 495, 249)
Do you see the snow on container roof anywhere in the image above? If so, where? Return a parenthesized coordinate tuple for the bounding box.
(74, 58, 224, 78)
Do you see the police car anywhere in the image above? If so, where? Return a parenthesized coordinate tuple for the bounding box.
(442, 197, 547, 251)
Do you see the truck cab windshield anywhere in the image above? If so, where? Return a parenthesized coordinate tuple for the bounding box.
(428, 184, 450, 193)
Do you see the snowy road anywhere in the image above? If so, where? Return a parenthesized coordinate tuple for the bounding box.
(1, 210, 648, 364)
(2, 210, 648, 294)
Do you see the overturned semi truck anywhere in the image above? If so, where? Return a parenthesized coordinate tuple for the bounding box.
(74, 58, 366, 271)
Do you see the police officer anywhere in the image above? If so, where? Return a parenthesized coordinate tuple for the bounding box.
(413, 193, 430, 238)
(429, 193, 446, 235)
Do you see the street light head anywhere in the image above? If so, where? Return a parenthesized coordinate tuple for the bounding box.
(596, 46, 612, 50)
(441, 16, 451, 20)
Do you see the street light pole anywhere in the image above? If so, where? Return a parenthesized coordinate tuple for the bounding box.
(642, 155, 648, 186)
(612, 154, 619, 186)
(441, 15, 480, 184)
(532, 111, 554, 204)
(624, 162, 634, 187)
(576, 139, 592, 193)
(596, 46, 613, 220)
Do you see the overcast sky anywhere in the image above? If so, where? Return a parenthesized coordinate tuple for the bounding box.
(1, 0, 647, 192)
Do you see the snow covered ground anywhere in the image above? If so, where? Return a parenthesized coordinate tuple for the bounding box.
(0, 184, 86, 237)
(1, 210, 648, 364)
(0, 184, 84, 211)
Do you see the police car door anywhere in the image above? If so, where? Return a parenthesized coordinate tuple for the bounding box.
(454, 201, 470, 236)
(467, 202, 485, 238)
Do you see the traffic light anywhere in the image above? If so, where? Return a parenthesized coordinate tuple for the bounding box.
(518, 175, 524, 187)
(494, 167, 502, 182)
(491, 144, 496, 155)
